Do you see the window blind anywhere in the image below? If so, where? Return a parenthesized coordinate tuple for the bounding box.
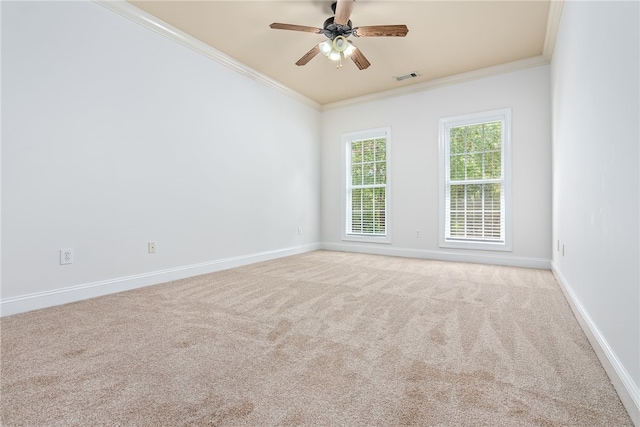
(347, 136, 387, 236)
(445, 121, 505, 243)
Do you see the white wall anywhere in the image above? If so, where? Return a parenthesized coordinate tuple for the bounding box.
(320, 66, 552, 267)
(1, 0, 637, 418)
(1, 1, 320, 313)
(550, 1, 639, 420)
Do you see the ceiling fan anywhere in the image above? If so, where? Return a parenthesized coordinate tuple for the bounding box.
(269, 0, 409, 70)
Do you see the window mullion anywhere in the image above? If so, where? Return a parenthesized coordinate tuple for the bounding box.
(450, 178, 501, 185)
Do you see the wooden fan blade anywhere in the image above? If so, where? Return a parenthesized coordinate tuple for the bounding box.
(334, 0, 355, 25)
(350, 47, 371, 70)
(270, 23, 323, 34)
(296, 45, 321, 66)
(353, 25, 409, 37)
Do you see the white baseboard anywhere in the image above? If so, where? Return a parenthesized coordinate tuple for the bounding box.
(0, 243, 321, 317)
(321, 242, 551, 269)
(552, 263, 640, 426)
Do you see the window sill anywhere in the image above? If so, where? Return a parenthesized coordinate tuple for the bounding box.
(343, 234, 392, 244)
(440, 239, 511, 252)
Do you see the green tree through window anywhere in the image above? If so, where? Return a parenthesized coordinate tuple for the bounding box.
(449, 122, 503, 240)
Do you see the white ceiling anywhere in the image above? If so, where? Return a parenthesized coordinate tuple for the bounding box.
(126, 1, 557, 106)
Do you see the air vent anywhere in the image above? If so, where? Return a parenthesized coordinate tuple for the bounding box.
(393, 72, 420, 82)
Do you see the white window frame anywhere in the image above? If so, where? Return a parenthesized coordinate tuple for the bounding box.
(342, 127, 391, 244)
(438, 109, 512, 251)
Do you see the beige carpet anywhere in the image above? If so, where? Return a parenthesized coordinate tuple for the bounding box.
(1, 251, 632, 426)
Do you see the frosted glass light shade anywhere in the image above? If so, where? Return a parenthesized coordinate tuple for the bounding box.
(344, 42, 356, 57)
(333, 36, 348, 52)
(319, 40, 332, 56)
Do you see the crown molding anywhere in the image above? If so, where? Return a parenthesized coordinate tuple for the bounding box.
(543, 0, 565, 62)
(94, 0, 322, 111)
(321, 55, 549, 111)
(95, 0, 561, 112)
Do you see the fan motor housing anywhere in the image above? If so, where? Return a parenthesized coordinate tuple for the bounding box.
(322, 17, 353, 39)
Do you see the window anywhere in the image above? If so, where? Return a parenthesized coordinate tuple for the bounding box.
(343, 128, 390, 243)
(439, 109, 511, 251)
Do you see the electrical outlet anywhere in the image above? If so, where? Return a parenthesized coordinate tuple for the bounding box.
(416, 229, 421, 238)
(298, 226, 302, 235)
(148, 241, 157, 254)
(60, 248, 73, 265)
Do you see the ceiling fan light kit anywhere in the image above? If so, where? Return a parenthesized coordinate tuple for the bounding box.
(269, 0, 408, 70)
(319, 36, 356, 68)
